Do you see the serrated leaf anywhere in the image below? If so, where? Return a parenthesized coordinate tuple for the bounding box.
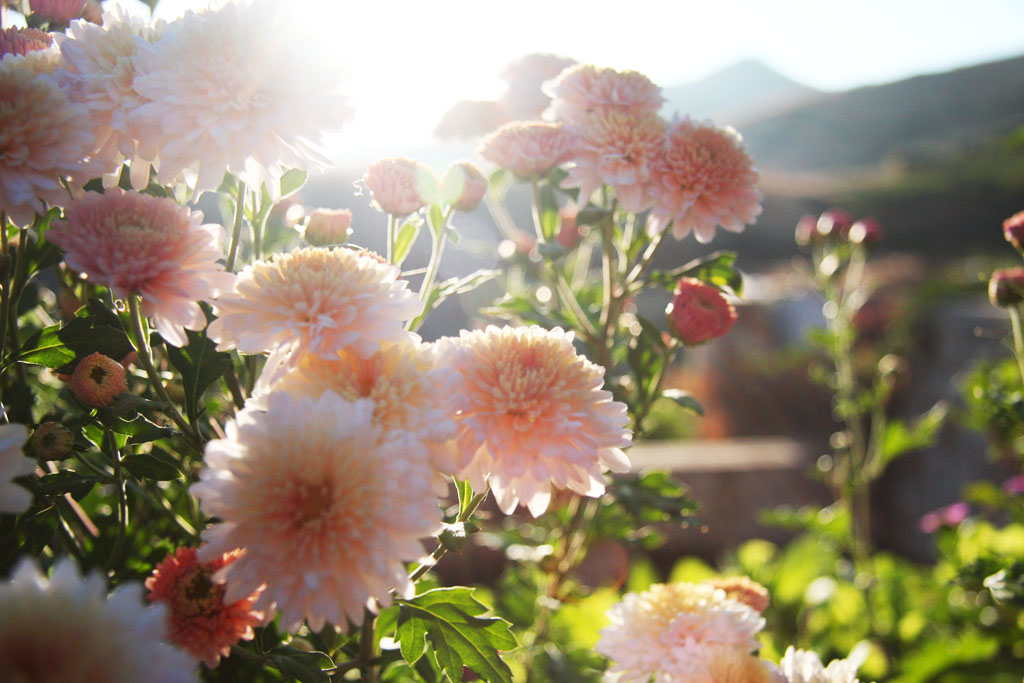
(646, 250, 743, 296)
(122, 451, 182, 481)
(267, 645, 333, 683)
(35, 471, 95, 499)
(11, 312, 133, 372)
(164, 329, 231, 424)
(396, 587, 517, 683)
(662, 389, 704, 416)
(279, 169, 308, 199)
(106, 415, 175, 444)
(393, 221, 421, 267)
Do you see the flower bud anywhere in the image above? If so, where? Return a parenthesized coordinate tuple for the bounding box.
(666, 278, 737, 345)
(816, 208, 853, 239)
(706, 576, 770, 613)
(794, 214, 818, 247)
(360, 157, 438, 216)
(988, 268, 1024, 307)
(29, 422, 74, 461)
(303, 208, 352, 246)
(848, 217, 884, 245)
(1003, 210, 1024, 252)
(555, 206, 587, 250)
(440, 161, 487, 212)
(70, 352, 128, 408)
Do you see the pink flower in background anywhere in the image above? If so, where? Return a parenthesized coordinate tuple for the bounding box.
(360, 157, 439, 216)
(48, 190, 234, 347)
(302, 208, 352, 246)
(848, 217, 884, 245)
(70, 352, 128, 408)
(777, 647, 861, 683)
(208, 247, 421, 361)
(1002, 475, 1024, 495)
(191, 391, 442, 630)
(0, 424, 35, 515)
(499, 52, 577, 120)
(0, 558, 194, 682)
(146, 547, 263, 668)
(919, 502, 970, 533)
(988, 267, 1024, 308)
(544, 63, 663, 125)
(1003, 209, 1024, 251)
(0, 58, 96, 225)
(556, 205, 587, 250)
(28, 0, 85, 23)
(129, 0, 350, 192)
(478, 121, 577, 178)
(0, 27, 53, 58)
(441, 325, 631, 516)
(707, 576, 771, 614)
(816, 208, 854, 239)
(597, 582, 765, 682)
(667, 278, 737, 345)
(441, 160, 487, 212)
(562, 108, 665, 211)
(648, 118, 762, 243)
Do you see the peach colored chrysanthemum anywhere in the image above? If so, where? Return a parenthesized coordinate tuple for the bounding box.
(209, 246, 420, 361)
(0, 27, 53, 58)
(129, 0, 350, 193)
(706, 576, 770, 613)
(562, 108, 665, 212)
(146, 547, 263, 668)
(70, 352, 128, 408)
(544, 64, 663, 125)
(441, 160, 487, 212)
(0, 423, 35, 515)
(440, 326, 631, 516)
(29, 0, 85, 23)
(666, 278, 737, 346)
(191, 391, 443, 630)
(597, 582, 765, 682)
(0, 57, 96, 226)
(648, 118, 762, 243)
(701, 647, 775, 683)
(48, 190, 235, 347)
(302, 208, 352, 246)
(499, 53, 576, 120)
(359, 157, 439, 216)
(478, 121, 577, 178)
(0, 558, 194, 682)
(777, 647, 861, 683)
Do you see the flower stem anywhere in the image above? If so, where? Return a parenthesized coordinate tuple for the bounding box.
(530, 179, 546, 243)
(359, 608, 378, 683)
(386, 214, 396, 264)
(106, 427, 128, 569)
(407, 491, 488, 584)
(226, 180, 247, 272)
(1009, 306, 1024, 386)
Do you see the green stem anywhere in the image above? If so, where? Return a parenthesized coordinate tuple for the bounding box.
(386, 214, 396, 264)
(359, 608, 378, 683)
(530, 179, 546, 243)
(625, 229, 665, 287)
(225, 181, 247, 272)
(633, 340, 682, 436)
(223, 364, 247, 409)
(106, 428, 127, 569)
(252, 189, 269, 263)
(407, 491, 488, 584)
(1009, 306, 1024, 386)
(597, 214, 617, 368)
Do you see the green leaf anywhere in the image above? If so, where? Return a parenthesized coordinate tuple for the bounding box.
(164, 328, 232, 424)
(627, 316, 667, 403)
(279, 169, 308, 199)
(105, 415, 176, 444)
(393, 220, 421, 267)
(267, 645, 333, 683)
(876, 401, 948, 474)
(538, 184, 559, 242)
(426, 269, 501, 312)
(35, 471, 95, 499)
(646, 250, 743, 296)
(396, 587, 517, 683)
(455, 479, 473, 518)
(661, 389, 704, 416)
(122, 451, 183, 481)
(12, 309, 134, 372)
(427, 203, 445, 239)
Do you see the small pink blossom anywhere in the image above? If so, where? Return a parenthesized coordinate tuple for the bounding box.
(1003, 210, 1024, 252)
(816, 208, 854, 239)
(361, 157, 439, 216)
(988, 267, 1024, 308)
(544, 64, 663, 125)
(478, 121, 577, 178)
(556, 206, 587, 250)
(919, 502, 970, 533)
(28, 0, 85, 24)
(441, 160, 487, 212)
(0, 27, 53, 58)
(303, 208, 352, 246)
(848, 217, 884, 245)
(667, 278, 737, 345)
(1002, 475, 1024, 495)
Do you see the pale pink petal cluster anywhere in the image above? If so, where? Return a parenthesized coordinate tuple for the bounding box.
(0, 56, 97, 225)
(360, 157, 439, 216)
(648, 118, 762, 243)
(128, 0, 350, 192)
(440, 325, 631, 516)
(0, 424, 35, 515)
(0, 27, 53, 58)
(48, 189, 235, 347)
(777, 647, 860, 683)
(499, 53, 576, 120)
(544, 63, 663, 125)
(0, 558, 194, 682)
(596, 581, 765, 682)
(701, 648, 776, 683)
(441, 160, 487, 212)
(303, 208, 352, 246)
(561, 108, 665, 212)
(478, 121, 577, 178)
(29, 0, 85, 24)
(208, 246, 421, 360)
(191, 391, 442, 630)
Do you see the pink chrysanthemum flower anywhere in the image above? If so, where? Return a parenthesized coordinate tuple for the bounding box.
(0, 27, 53, 58)
(478, 121, 577, 179)
(544, 64, 663, 126)
(0, 423, 35, 515)
(70, 352, 128, 408)
(441, 160, 487, 212)
(648, 118, 762, 243)
(777, 647, 861, 683)
(48, 189, 235, 347)
(0, 56, 96, 226)
(666, 278, 738, 346)
(597, 582, 765, 682)
(29, 0, 85, 24)
(0, 558, 194, 682)
(129, 0, 350, 193)
(303, 208, 352, 246)
(499, 53, 576, 121)
(440, 325, 631, 516)
(706, 576, 771, 614)
(191, 391, 443, 630)
(562, 108, 665, 212)
(209, 246, 420, 361)
(146, 547, 264, 668)
(360, 157, 439, 216)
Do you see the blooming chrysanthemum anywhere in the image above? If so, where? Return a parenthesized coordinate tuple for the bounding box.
(777, 647, 860, 683)
(70, 352, 128, 408)
(209, 246, 420, 361)
(648, 118, 762, 243)
(0, 423, 35, 515)
(478, 121, 577, 178)
(0, 558, 194, 681)
(0, 56, 96, 225)
(440, 325, 631, 516)
(0, 27, 53, 58)
(597, 582, 765, 682)
(666, 278, 737, 346)
(360, 157, 439, 216)
(701, 647, 775, 683)
(562, 108, 665, 211)
(29, 0, 85, 23)
(146, 546, 263, 668)
(543, 63, 663, 125)
(191, 391, 442, 630)
(129, 0, 350, 192)
(48, 189, 235, 347)
(441, 160, 487, 212)
(56, 7, 158, 186)
(706, 576, 770, 613)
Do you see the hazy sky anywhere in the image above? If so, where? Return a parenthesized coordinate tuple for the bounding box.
(108, 0, 1024, 165)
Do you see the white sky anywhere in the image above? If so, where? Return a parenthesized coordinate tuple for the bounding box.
(107, 0, 1024, 168)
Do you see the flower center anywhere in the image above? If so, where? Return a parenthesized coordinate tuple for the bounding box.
(175, 566, 224, 617)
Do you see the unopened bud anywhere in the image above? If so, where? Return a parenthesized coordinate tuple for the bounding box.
(303, 208, 352, 246)
(1003, 210, 1024, 252)
(71, 352, 128, 408)
(441, 161, 487, 212)
(29, 422, 74, 460)
(666, 278, 737, 345)
(989, 268, 1024, 307)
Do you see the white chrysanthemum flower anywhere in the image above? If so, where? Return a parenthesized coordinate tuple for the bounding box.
(597, 582, 766, 682)
(208, 246, 421, 361)
(439, 325, 631, 517)
(0, 558, 194, 681)
(0, 424, 35, 515)
(128, 0, 350, 193)
(191, 391, 443, 631)
(777, 647, 860, 683)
